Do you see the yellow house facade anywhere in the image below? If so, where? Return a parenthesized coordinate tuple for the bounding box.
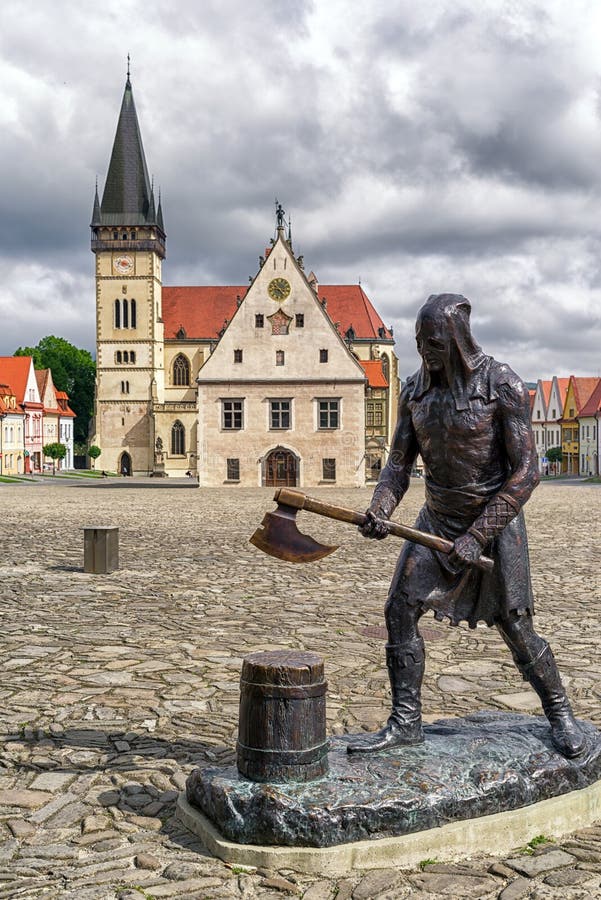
(0, 386, 25, 476)
(560, 376, 599, 475)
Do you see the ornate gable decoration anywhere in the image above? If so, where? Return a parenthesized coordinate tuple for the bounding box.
(267, 309, 292, 336)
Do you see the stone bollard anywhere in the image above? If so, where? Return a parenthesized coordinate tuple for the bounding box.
(84, 526, 119, 574)
(237, 649, 328, 783)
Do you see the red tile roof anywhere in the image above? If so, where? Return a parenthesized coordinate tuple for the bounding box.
(360, 360, 389, 388)
(571, 376, 600, 414)
(0, 357, 33, 405)
(540, 379, 552, 408)
(318, 285, 393, 341)
(56, 391, 76, 417)
(555, 377, 569, 407)
(161, 284, 393, 342)
(162, 287, 243, 340)
(577, 378, 601, 417)
(528, 388, 536, 411)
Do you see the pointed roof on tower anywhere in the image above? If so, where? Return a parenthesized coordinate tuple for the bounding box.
(99, 73, 156, 227)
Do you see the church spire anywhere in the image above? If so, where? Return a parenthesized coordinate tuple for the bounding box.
(99, 73, 155, 226)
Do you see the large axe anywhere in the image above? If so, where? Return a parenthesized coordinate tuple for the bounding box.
(250, 488, 494, 571)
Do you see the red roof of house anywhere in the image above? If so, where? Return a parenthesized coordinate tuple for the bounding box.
(360, 360, 389, 388)
(540, 379, 552, 408)
(162, 286, 243, 340)
(318, 285, 393, 341)
(571, 376, 600, 414)
(0, 357, 33, 405)
(56, 390, 76, 417)
(577, 378, 601, 417)
(528, 388, 536, 411)
(555, 377, 569, 407)
(161, 284, 393, 342)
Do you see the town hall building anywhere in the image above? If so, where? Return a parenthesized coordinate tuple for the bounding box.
(90, 74, 400, 485)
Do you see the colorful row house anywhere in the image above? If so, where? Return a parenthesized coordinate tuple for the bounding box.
(531, 374, 601, 476)
(0, 357, 75, 474)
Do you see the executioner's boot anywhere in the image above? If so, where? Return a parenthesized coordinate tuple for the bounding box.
(518, 643, 586, 758)
(347, 638, 425, 754)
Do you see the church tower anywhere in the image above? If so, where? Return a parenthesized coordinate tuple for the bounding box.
(90, 69, 166, 475)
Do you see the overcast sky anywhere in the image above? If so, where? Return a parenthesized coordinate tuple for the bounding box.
(1, 0, 601, 380)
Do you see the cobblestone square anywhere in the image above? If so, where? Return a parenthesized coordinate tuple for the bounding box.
(0, 480, 600, 898)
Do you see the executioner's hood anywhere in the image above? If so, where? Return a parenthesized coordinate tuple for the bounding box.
(410, 293, 489, 411)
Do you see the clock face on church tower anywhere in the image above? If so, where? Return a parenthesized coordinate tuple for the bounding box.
(114, 255, 134, 275)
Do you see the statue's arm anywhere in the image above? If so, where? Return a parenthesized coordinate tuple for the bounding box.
(467, 375, 540, 549)
(368, 384, 419, 522)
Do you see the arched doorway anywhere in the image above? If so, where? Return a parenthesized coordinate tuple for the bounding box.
(264, 448, 298, 487)
(119, 452, 132, 476)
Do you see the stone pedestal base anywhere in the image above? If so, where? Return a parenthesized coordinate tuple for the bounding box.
(181, 711, 601, 874)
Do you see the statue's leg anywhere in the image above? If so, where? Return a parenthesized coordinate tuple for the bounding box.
(495, 612, 585, 758)
(347, 591, 425, 754)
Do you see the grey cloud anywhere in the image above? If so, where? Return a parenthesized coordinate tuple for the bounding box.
(0, 0, 600, 383)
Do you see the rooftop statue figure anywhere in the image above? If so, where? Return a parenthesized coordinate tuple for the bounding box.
(347, 294, 585, 759)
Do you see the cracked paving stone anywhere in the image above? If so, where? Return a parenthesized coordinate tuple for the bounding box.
(505, 849, 576, 877)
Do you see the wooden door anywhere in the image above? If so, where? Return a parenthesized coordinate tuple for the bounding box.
(264, 450, 297, 487)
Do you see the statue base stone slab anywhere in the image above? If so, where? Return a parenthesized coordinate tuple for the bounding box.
(180, 711, 601, 875)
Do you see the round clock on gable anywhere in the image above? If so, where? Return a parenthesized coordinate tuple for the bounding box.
(268, 277, 291, 301)
(114, 255, 134, 275)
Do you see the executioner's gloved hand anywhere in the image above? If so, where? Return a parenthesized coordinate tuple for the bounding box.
(359, 508, 391, 540)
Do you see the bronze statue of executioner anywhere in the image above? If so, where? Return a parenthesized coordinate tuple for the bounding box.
(347, 293, 585, 758)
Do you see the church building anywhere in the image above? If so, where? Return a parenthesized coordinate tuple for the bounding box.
(90, 75, 400, 485)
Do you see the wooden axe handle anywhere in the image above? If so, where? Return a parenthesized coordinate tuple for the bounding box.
(274, 489, 494, 573)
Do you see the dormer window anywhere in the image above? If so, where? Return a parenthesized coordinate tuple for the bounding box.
(255, 314, 264, 328)
(295, 314, 304, 328)
(234, 349, 243, 363)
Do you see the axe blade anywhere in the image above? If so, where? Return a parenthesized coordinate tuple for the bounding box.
(250, 508, 337, 563)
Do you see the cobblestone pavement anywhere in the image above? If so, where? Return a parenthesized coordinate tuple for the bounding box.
(1, 480, 600, 899)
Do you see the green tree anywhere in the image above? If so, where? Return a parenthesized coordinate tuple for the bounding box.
(42, 442, 67, 475)
(14, 336, 96, 443)
(88, 445, 101, 470)
(547, 446, 562, 463)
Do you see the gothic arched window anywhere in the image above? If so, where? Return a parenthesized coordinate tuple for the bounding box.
(171, 420, 185, 455)
(130, 298, 137, 329)
(115, 299, 121, 328)
(122, 298, 129, 329)
(173, 354, 191, 386)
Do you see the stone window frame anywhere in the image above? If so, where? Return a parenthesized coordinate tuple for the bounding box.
(226, 458, 240, 481)
(316, 398, 340, 430)
(221, 399, 244, 431)
(171, 420, 185, 456)
(322, 458, 336, 482)
(172, 353, 191, 386)
(269, 398, 292, 431)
